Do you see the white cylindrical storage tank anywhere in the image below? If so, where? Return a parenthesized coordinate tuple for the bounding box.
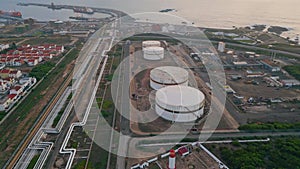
(155, 86, 205, 122)
(150, 66, 188, 90)
(143, 47, 164, 60)
(142, 41, 161, 48)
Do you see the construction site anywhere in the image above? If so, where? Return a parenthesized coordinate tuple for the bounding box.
(127, 39, 239, 135)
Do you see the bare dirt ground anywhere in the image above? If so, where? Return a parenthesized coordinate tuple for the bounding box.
(227, 78, 300, 99)
(226, 74, 300, 124)
(128, 42, 239, 136)
(130, 69, 238, 135)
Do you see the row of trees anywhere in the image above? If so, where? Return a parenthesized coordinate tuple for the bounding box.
(218, 137, 300, 169)
(239, 122, 300, 130)
(29, 61, 55, 80)
(284, 65, 300, 81)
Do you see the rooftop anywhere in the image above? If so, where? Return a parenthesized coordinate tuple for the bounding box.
(150, 66, 189, 84)
(261, 59, 279, 67)
(156, 86, 205, 111)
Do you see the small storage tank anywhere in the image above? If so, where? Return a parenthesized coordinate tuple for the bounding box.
(155, 85, 205, 122)
(143, 46, 164, 60)
(142, 41, 161, 48)
(150, 66, 188, 90)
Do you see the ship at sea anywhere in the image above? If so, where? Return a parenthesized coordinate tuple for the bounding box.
(73, 7, 94, 15)
(69, 16, 89, 21)
(0, 10, 22, 18)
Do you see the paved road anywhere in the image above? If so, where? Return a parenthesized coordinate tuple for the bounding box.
(139, 130, 300, 142)
(115, 37, 131, 169)
(138, 138, 271, 147)
(58, 20, 114, 169)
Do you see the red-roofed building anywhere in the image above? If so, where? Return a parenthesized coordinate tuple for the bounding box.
(178, 147, 189, 157)
(11, 59, 24, 66)
(56, 46, 64, 52)
(33, 56, 42, 62)
(9, 70, 22, 78)
(44, 44, 50, 48)
(0, 69, 11, 78)
(2, 43, 64, 67)
(27, 59, 38, 66)
(0, 59, 6, 65)
(8, 94, 17, 101)
(10, 85, 23, 95)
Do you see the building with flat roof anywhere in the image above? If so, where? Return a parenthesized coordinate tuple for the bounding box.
(281, 79, 300, 87)
(261, 60, 281, 72)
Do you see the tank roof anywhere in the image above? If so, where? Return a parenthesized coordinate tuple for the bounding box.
(150, 66, 188, 84)
(156, 86, 205, 112)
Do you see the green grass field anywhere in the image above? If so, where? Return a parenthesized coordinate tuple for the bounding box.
(26, 154, 40, 169)
(207, 136, 300, 169)
(239, 122, 300, 130)
(283, 65, 300, 81)
(22, 36, 72, 46)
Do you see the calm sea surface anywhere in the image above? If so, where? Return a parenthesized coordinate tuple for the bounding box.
(1, 0, 299, 38)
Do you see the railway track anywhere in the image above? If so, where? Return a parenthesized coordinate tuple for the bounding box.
(6, 72, 73, 169)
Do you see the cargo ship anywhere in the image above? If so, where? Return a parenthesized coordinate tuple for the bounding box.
(0, 10, 22, 18)
(73, 7, 94, 14)
(69, 16, 89, 21)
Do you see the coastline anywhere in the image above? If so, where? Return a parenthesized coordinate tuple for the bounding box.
(1, 2, 299, 40)
(198, 24, 298, 41)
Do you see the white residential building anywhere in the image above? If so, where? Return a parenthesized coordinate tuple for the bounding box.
(0, 44, 9, 52)
(0, 96, 10, 111)
(9, 70, 22, 79)
(9, 85, 23, 95)
(27, 59, 38, 66)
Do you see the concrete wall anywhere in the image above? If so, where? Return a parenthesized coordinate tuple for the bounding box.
(155, 104, 203, 122)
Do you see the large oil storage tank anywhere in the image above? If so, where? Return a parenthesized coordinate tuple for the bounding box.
(142, 41, 161, 48)
(150, 66, 189, 90)
(143, 46, 164, 60)
(155, 85, 205, 122)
